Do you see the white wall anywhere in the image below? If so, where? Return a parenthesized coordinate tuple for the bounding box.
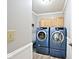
(32, 13, 38, 42)
(67, 43, 72, 59)
(7, 0, 32, 54)
(64, 0, 71, 39)
(64, 0, 72, 59)
(32, 13, 38, 30)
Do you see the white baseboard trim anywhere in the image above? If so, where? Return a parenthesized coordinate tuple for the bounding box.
(7, 42, 32, 58)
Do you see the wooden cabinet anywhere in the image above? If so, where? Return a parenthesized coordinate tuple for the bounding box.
(39, 17, 64, 27)
(55, 17, 64, 27)
(39, 18, 52, 27)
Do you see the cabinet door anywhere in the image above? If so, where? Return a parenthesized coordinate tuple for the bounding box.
(39, 17, 64, 27)
(39, 18, 55, 27)
(56, 17, 64, 27)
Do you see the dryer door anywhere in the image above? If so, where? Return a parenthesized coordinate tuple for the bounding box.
(37, 31, 47, 41)
(52, 31, 64, 43)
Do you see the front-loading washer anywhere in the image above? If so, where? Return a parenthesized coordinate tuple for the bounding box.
(50, 27, 67, 58)
(36, 27, 49, 55)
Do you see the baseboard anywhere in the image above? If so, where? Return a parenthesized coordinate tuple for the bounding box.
(7, 42, 32, 59)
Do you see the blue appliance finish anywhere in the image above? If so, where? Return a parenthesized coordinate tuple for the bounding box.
(36, 27, 49, 55)
(50, 27, 67, 58)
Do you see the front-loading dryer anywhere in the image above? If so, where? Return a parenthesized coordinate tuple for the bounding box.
(50, 27, 67, 58)
(36, 27, 49, 55)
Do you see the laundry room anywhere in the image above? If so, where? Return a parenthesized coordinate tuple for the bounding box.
(7, 0, 72, 59)
(32, 0, 72, 59)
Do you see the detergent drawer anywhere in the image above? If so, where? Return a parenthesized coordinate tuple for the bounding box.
(50, 48, 66, 58)
(36, 47, 49, 55)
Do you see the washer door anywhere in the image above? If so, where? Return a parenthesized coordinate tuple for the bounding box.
(51, 31, 64, 43)
(37, 31, 47, 41)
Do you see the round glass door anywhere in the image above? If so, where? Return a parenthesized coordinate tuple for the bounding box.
(37, 31, 46, 41)
(52, 32, 64, 43)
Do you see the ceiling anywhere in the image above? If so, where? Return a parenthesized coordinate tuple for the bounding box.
(32, 0, 66, 14)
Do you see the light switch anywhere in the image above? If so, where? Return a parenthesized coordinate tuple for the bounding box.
(7, 30, 16, 42)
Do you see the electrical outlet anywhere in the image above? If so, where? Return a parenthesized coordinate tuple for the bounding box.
(7, 30, 16, 42)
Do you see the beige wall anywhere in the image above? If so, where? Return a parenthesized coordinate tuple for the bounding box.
(7, 0, 32, 53)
